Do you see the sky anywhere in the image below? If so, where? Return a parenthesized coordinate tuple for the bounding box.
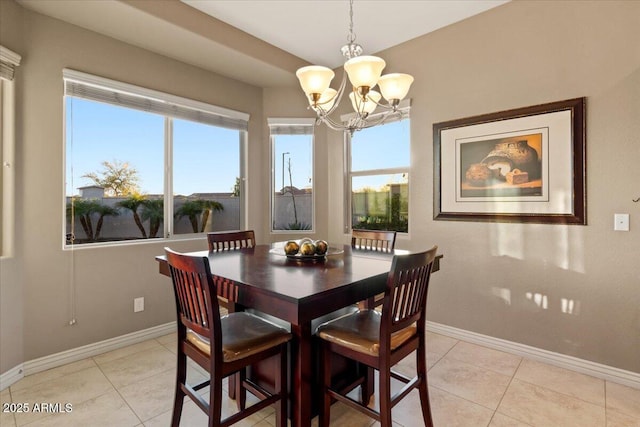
(65, 97, 410, 197)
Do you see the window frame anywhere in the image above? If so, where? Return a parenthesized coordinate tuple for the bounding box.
(0, 45, 21, 258)
(62, 69, 249, 249)
(343, 105, 411, 235)
(268, 118, 315, 234)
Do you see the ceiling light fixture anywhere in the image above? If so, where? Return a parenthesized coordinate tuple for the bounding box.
(296, 0, 414, 134)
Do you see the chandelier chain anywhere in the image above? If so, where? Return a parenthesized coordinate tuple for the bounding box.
(347, 0, 356, 44)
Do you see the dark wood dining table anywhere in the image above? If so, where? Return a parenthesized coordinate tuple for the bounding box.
(156, 242, 440, 427)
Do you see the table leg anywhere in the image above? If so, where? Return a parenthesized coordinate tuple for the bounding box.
(291, 321, 313, 427)
(362, 297, 376, 404)
(225, 300, 240, 400)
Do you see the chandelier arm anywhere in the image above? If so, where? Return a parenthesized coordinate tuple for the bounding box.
(316, 108, 363, 134)
(318, 114, 351, 132)
(369, 98, 398, 112)
(322, 69, 348, 117)
(359, 113, 390, 129)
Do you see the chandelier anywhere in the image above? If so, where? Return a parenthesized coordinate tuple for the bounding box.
(296, 0, 414, 134)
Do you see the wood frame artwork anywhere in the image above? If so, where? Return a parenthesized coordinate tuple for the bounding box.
(433, 97, 586, 224)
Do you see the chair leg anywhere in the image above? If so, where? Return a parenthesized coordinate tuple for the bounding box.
(275, 344, 288, 427)
(227, 303, 237, 400)
(360, 364, 374, 405)
(228, 373, 237, 400)
(379, 364, 392, 427)
(416, 345, 434, 427)
(209, 375, 223, 427)
(171, 352, 187, 427)
(318, 342, 332, 427)
(236, 368, 246, 411)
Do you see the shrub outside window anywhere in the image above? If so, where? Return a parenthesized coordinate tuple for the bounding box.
(347, 117, 410, 233)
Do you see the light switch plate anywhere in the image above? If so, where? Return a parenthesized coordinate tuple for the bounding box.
(614, 213, 630, 231)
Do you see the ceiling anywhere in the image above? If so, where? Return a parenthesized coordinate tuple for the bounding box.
(181, 0, 509, 68)
(17, 0, 509, 87)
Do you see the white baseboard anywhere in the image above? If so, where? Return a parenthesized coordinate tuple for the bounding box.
(3, 321, 638, 392)
(0, 364, 24, 391)
(0, 322, 176, 391)
(427, 321, 640, 390)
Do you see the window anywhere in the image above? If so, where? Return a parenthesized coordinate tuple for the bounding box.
(64, 69, 248, 246)
(269, 118, 314, 232)
(0, 45, 21, 257)
(347, 117, 410, 233)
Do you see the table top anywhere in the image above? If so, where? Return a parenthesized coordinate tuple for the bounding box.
(157, 243, 408, 324)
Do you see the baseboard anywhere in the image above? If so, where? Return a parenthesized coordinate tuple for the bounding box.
(427, 321, 640, 390)
(3, 321, 638, 392)
(0, 322, 177, 392)
(23, 322, 176, 378)
(0, 364, 24, 391)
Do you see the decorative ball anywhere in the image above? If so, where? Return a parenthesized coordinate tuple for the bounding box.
(284, 241, 300, 255)
(300, 242, 316, 256)
(314, 240, 328, 255)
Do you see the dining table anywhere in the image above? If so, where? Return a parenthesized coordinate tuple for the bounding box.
(156, 242, 441, 427)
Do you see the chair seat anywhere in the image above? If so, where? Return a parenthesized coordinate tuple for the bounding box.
(316, 310, 416, 357)
(187, 312, 291, 362)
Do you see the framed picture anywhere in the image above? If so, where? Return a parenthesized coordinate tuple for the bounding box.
(434, 98, 586, 224)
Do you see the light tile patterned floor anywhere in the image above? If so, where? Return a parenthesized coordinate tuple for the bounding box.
(1, 331, 639, 426)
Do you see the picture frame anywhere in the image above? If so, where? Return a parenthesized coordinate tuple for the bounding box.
(433, 97, 586, 224)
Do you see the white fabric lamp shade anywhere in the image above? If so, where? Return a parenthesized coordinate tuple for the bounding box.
(311, 88, 338, 112)
(344, 55, 386, 89)
(296, 66, 335, 96)
(378, 73, 414, 102)
(349, 90, 381, 114)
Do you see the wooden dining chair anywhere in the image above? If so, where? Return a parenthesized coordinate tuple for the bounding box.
(206, 230, 257, 401)
(316, 246, 438, 427)
(352, 229, 397, 309)
(207, 230, 256, 252)
(351, 229, 396, 253)
(164, 248, 291, 427)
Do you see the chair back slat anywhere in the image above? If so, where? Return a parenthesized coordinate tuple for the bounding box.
(165, 248, 221, 345)
(207, 230, 256, 252)
(351, 230, 397, 253)
(382, 246, 437, 334)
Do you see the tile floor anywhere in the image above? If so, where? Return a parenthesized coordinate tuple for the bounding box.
(1, 331, 639, 427)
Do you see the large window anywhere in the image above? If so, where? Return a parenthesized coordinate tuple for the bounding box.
(269, 119, 314, 232)
(64, 69, 248, 246)
(347, 117, 410, 233)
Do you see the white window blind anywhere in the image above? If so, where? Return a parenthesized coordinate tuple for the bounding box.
(63, 69, 249, 131)
(267, 118, 315, 135)
(0, 46, 21, 81)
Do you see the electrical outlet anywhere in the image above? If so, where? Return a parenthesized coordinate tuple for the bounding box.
(134, 297, 145, 312)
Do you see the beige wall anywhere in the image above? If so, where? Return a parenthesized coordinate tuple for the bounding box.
(324, 1, 639, 372)
(1, 0, 639, 378)
(0, 2, 266, 372)
(0, 0, 25, 375)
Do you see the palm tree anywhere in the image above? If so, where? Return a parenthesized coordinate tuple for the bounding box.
(174, 199, 223, 233)
(66, 198, 119, 242)
(140, 199, 163, 238)
(117, 194, 147, 238)
(199, 200, 224, 232)
(93, 203, 119, 240)
(67, 198, 96, 241)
